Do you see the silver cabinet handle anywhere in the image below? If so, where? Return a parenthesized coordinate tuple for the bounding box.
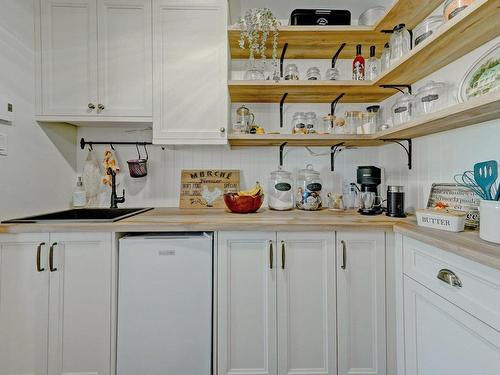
(281, 241, 286, 270)
(437, 269, 462, 288)
(219, 127, 226, 133)
(49, 242, 58, 272)
(269, 241, 273, 270)
(98, 104, 105, 111)
(88, 103, 96, 110)
(36, 242, 46, 272)
(341, 240, 346, 270)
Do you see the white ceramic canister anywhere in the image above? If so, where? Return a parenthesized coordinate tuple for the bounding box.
(479, 200, 500, 244)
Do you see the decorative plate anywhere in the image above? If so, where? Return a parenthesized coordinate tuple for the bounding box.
(458, 43, 500, 103)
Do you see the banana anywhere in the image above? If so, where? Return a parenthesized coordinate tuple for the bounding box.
(237, 182, 263, 197)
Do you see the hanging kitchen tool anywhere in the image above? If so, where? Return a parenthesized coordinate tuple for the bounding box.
(127, 144, 148, 178)
(454, 172, 487, 200)
(474, 160, 498, 200)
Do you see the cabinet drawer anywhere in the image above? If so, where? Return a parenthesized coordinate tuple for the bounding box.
(403, 237, 500, 331)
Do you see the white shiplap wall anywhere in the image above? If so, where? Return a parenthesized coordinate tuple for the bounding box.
(77, 35, 500, 211)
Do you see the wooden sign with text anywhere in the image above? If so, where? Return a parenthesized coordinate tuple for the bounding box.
(179, 170, 240, 208)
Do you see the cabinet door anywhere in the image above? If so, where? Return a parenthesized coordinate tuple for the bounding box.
(218, 232, 277, 375)
(336, 232, 386, 375)
(277, 232, 336, 375)
(0, 234, 50, 375)
(153, 0, 228, 144)
(97, 0, 152, 116)
(40, 0, 98, 115)
(47, 233, 113, 375)
(404, 276, 500, 375)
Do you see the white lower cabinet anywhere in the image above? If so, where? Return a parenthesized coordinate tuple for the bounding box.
(0, 232, 114, 375)
(404, 276, 500, 375)
(219, 231, 386, 375)
(336, 232, 386, 375)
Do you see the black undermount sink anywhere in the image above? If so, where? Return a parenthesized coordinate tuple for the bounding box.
(2, 208, 153, 224)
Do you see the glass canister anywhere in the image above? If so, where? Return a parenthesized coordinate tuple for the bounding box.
(305, 112, 318, 133)
(391, 93, 415, 126)
(415, 80, 452, 115)
(325, 67, 340, 80)
(414, 15, 443, 46)
(381, 42, 391, 72)
(268, 168, 294, 211)
(284, 64, 300, 80)
(233, 105, 254, 133)
(360, 105, 380, 134)
(444, 0, 474, 21)
(296, 164, 322, 211)
(390, 24, 411, 65)
(344, 111, 364, 134)
(291, 112, 307, 134)
(306, 67, 321, 80)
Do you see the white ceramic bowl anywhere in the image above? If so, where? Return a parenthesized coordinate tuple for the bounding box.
(479, 200, 500, 244)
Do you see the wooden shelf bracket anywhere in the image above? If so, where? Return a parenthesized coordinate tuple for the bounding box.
(330, 143, 345, 171)
(384, 139, 413, 169)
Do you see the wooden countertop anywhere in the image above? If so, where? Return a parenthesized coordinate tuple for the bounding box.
(1, 208, 499, 270)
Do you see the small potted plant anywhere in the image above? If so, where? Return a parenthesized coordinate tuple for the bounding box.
(238, 8, 281, 81)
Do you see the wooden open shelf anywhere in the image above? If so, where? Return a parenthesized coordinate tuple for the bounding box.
(376, 0, 500, 85)
(229, 0, 444, 59)
(228, 91, 500, 148)
(228, 80, 392, 103)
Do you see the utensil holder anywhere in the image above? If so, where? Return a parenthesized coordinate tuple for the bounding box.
(479, 200, 500, 244)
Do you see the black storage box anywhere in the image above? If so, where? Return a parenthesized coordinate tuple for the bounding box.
(289, 9, 351, 26)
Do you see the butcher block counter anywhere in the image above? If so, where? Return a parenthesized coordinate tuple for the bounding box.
(0, 208, 499, 270)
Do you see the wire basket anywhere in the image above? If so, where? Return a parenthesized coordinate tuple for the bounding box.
(127, 144, 148, 178)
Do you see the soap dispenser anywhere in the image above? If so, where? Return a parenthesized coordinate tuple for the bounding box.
(73, 176, 87, 208)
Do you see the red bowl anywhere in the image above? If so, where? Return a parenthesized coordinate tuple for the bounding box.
(223, 193, 264, 213)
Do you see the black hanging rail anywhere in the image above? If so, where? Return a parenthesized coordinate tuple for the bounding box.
(380, 84, 412, 95)
(279, 43, 289, 78)
(331, 43, 346, 68)
(80, 137, 154, 150)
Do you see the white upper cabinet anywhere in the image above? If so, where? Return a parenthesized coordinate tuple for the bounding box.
(0, 234, 50, 375)
(217, 232, 277, 375)
(336, 232, 386, 375)
(153, 0, 228, 144)
(38, 0, 152, 118)
(277, 232, 336, 375)
(40, 0, 98, 116)
(97, 0, 152, 117)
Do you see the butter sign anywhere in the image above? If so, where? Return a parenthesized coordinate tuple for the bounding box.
(180, 169, 240, 209)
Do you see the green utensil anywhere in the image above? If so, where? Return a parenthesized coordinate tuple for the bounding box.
(474, 160, 498, 200)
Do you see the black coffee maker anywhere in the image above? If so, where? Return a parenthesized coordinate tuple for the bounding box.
(357, 166, 383, 215)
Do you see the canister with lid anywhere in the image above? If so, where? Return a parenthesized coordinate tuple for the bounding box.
(391, 93, 415, 126)
(268, 168, 294, 211)
(296, 164, 323, 211)
(415, 80, 452, 115)
(413, 15, 443, 46)
(291, 112, 307, 134)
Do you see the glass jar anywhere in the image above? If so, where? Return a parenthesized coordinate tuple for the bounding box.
(244, 60, 265, 80)
(390, 24, 411, 65)
(268, 168, 294, 211)
(414, 15, 443, 46)
(325, 67, 340, 80)
(359, 105, 380, 134)
(415, 80, 452, 115)
(233, 105, 254, 133)
(291, 112, 307, 134)
(305, 112, 318, 133)
(391, 93, 415, 126)
(344, 111, 364, 134)
(284, 64, 300, 80)
(444, 0, 474, 21)
(306, 67, 321, 80)
(381, 42, 391, 72)
(296, 164, 322, 211)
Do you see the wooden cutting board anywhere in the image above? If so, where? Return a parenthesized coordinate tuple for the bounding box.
(179, 169, 240, 209)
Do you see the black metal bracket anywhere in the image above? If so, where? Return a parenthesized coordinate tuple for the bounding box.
(331, 43, 346, 68)
(383, 139, 412, 169)
(330, 93, 345, 116)
(330, 143, 345, 171)
(279, 43, 289, 78)
(80, 137, 164, 150)
(380, 84, 412, 95)
(279, 142, 287, 167)
(279, 93, 288, 128)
